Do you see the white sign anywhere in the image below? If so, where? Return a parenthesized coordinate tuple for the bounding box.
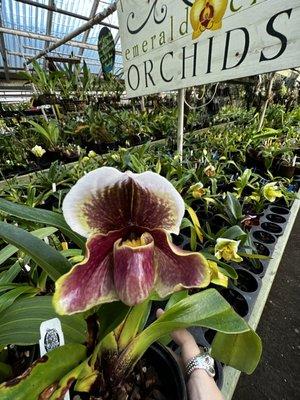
(117, 0, 300, 98)
(39, 318, 70, 400)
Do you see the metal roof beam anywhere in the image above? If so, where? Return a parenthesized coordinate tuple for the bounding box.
(7, 51, 103, 67)
(0, 26, 121, 54)
(45, 0, 55, 48)
(78, 0, 99, 57)
(25, 1, 118, 64)
(15, 0, 118, 30)
(0, 14, 10, 81)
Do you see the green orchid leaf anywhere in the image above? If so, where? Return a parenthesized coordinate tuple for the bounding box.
(0, 222, 71, 281)
(0, 198, 85, 249)
(0, 227, 58, 266)
(238, 252, 271, 260)
(118, 300, 151, 351)
(0, 296, 87, 346)
(49, 358, 97, 399)
(221, 225, 247, 241)
(211, 329, 262, 374)
(226, 193, 243, 221)
(0, 286, 40, 313)
(115, 289, 260, 380)
(0, 362, 12, 383)
(0, 344, 86, 400)
(97, 302, 130, 342)
(165, 290, 188, 311)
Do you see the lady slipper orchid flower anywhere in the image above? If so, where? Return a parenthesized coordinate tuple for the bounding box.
(31, 145, 46, 158)
(190, 182, 206, 199)
(215, 238, 243, 263)
(53, 167, 210, 315)
(262, 182, 283, 203)
(208, 260, 228, 288)
(204, 165, 216, 177)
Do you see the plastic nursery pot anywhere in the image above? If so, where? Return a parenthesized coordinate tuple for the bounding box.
(144, 342, 188, 400)
(261, 222, 283, 235)
(265, 214, 287, 224)
(276, 164, 295, 179)
(252, 230, 276, 244)
(219, 288, 249, 318)
(269, 206, 290, 215)
(234, 269, 259, 293)
(238, 260, 265, 275)
(253, 241, 271, 256)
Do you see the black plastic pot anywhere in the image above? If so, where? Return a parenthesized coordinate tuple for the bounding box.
(265, 213, 287, 224)
(269, 206, 290, 215)
(252, 230, 276, 244)
(276, 164, 295, 179)
(261, 222, 283, 236)
(219, 288, 249, 318)
(145, 342, 187, 400)
(234, 269, 259, 293)
(253, 241, 271, 256)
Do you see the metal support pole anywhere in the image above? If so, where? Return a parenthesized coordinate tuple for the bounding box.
(15, 0, 118, 29)
(25, 1, 118, 64)
(258, 73, 276, 131)
(177, 88, 185, 161)
(141, 96, 146, 112)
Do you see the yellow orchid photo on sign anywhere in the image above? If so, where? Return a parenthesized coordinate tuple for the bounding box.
(190, 0, 228, 39)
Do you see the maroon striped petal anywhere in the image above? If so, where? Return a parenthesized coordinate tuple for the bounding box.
(152, 229, 210, 297)
(53, 231, 123, 315)
(63, 167, 184, 237)
(113, 233, 156, 306)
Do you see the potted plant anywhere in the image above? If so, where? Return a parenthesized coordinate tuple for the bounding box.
(275, 151, 296, 178)
(0, 168, 261, 399)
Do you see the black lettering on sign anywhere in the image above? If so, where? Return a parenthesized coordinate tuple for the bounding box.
(128, 65, 140, 90)
(260, 9, 293, 62)
(127, 0, 167, 34)
(160, 52, 174, 82)
(222, 27, 250, 70)
(182, 42, 198, 79)
(144, 60, 155, 87)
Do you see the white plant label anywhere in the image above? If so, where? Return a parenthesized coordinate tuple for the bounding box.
(39, 318, 70, 400)
(117, 0, 300, 98)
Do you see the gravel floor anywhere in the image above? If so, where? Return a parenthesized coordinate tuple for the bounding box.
(233, 212, 300, 400)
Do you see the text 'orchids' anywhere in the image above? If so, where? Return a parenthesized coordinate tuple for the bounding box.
(54, 167, 210, 315)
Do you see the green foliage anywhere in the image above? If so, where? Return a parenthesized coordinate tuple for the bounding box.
(0, 296, 86, 346)
(0, 344, 86, 400)
(0, 222, 71, 281)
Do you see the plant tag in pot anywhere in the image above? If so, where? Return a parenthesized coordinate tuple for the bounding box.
(39, 318, 70, 400)
(52, 182, 57, 193)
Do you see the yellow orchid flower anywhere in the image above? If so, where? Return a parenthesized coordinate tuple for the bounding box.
(262, 182, 283, 203)
(190, 183, 206, 199)
(190, 0, 228, 40)
(31, 145, 46, 158)
(208, 260, 228, 287)
(215, 238, 243, 263)
(204, 165, 216, 177)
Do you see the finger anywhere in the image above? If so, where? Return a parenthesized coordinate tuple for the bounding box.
(156, 308, 164, 318)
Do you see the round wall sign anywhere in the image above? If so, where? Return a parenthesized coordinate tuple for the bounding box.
(98, 27, 116, 74)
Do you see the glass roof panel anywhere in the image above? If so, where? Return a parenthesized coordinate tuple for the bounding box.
(0, 0, 122, 76)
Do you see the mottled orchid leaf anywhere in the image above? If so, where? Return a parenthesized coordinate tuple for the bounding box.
(0, 344, 86, 400)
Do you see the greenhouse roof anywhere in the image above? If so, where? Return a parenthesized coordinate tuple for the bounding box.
(0, 0, 122, 79)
